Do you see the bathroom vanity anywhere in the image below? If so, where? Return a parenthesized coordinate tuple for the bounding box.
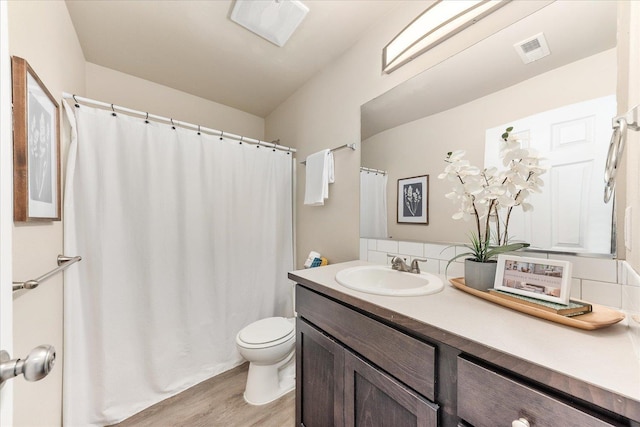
(289, 261, 640, 427)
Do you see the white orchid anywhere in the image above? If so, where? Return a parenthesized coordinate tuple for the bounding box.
(440, 127, 547, 263)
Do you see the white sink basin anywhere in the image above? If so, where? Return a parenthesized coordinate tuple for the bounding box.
(335, 265, 444, 296)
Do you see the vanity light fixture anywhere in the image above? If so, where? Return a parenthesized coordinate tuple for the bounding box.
(383, 0, 510, 74)
(230, 0, 309, 47)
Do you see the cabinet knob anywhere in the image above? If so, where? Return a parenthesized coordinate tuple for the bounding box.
(512, 418, 531, 427)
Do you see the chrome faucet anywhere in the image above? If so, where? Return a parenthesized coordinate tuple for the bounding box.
(390, 256, 411, 272)
(410, 258, 428, 274)
(389, 255, 428, 274)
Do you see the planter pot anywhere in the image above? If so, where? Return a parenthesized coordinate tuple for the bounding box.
(464, 259, 498, 291)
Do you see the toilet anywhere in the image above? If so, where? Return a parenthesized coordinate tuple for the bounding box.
(236, 316, 295, 405)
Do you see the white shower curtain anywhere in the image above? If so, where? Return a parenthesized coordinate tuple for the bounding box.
(62, 103, 293, 426)
(360, 171, 388, 238)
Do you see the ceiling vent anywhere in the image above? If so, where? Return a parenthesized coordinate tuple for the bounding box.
(230, 0, 309, 47)
(514, 32, 550, 64)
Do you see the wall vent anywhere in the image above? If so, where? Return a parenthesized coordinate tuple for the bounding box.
(514, 32, 550, 64)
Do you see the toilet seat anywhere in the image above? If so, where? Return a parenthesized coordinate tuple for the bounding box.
(237, 317, 294, 349)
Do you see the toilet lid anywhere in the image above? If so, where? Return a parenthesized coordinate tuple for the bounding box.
(239, 317, 294, 345)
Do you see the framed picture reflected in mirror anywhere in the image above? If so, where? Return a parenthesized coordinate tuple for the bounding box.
(397, 175, 428, 225)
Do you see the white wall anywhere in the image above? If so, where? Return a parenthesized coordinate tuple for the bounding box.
(620, 1, 640, 355)
(362, 49, 616, 244)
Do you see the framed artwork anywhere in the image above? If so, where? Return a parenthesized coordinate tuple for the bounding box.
(494, 255, 572, 305)
(397, 175, 428, 224)
(12, 56, 61, 221)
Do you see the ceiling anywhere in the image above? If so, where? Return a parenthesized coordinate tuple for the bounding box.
(65, 0, 404, 118)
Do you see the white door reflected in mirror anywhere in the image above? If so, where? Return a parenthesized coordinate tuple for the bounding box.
(485, 95, 615, 254)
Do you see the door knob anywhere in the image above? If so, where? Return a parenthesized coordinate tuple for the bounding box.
(0, 345, 56, 385)
(512, 418, 531, 427)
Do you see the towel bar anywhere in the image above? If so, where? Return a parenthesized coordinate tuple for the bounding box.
(13, 254, 82, 292)
(300, 143, 356, 164)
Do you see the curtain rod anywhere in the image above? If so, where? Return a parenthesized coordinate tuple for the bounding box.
(300, 143, 356, 164)
(62, 93, 297, 154)
(360, 166, 387, 175)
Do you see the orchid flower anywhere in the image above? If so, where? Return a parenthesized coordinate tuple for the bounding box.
(440, 127, 547, 263)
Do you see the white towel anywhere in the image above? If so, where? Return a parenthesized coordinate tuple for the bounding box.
(304, 149, 334, 206)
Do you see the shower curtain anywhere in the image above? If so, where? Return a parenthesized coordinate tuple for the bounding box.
(62, 103, 294, 426)
(360, 170, 388, 238)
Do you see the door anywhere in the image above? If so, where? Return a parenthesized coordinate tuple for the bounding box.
(0, 1, 14, 424)
(485, 95, 616, 253)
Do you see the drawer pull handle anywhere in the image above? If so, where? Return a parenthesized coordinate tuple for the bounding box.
(512, 418, 531, 427)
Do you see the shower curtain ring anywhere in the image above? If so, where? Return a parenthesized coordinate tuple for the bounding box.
(111, 104, 116, 116)
(197, 125, 201, 135)
(170, 118, 175, 130)
(73, 95, 80, 108)
(239, 136, 243, 145)
(144, 112, 149, 124)
(220, 131, 224, 141)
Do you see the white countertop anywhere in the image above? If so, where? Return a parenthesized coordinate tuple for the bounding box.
(290, 260, 640, 408)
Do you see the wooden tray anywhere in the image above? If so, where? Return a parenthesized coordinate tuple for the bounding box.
(449, 277, 625, 330)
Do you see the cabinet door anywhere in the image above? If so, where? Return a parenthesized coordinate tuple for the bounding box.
(297, 318, 345, 427)
(344, 350, 438, 427)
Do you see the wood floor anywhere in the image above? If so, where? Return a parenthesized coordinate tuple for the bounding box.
(110, 363, 295, 427)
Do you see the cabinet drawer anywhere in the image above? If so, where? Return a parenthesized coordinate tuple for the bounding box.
(297, 285, 435, 400)
(457, 357, 616, 427)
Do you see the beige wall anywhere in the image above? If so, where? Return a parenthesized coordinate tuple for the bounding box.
(8, 3, 265, 426)
(8, 1, 86, 425)
(362, 49, 616, 244)
(85, 63, 264, 140)
(266, 1, 552, 268)
(6, 0, 635, 425)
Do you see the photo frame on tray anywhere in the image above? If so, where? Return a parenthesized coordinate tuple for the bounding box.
(12, 56, 61, 221)
(494, 255, 572, 305)
(397, 175, 428, 224)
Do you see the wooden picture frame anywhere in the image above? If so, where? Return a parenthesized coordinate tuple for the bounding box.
(397, 175, 428, 224)
(494, 255, 572, 305)
(12, 56, 61, 221)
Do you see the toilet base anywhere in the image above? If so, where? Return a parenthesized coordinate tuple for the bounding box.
(243, 353, 295, 405)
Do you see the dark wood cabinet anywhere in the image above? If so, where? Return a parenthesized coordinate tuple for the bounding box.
(457, 357, 616, 427)
(295, 283, 633, 427)
(344, 350, 438, 427)
(296, 317, 437, 427)
(296, 318, 344, 427)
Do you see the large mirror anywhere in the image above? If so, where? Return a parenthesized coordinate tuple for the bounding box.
(360, 0, 617, 256)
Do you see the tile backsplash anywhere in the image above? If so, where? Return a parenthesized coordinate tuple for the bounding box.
(360, 237, 640, 358)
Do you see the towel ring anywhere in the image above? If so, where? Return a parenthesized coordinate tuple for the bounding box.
(604, 105, 640, 203)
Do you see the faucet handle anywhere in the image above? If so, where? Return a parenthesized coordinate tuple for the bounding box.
(410, 258, 428, 274)
(387, 254, 407, 263)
